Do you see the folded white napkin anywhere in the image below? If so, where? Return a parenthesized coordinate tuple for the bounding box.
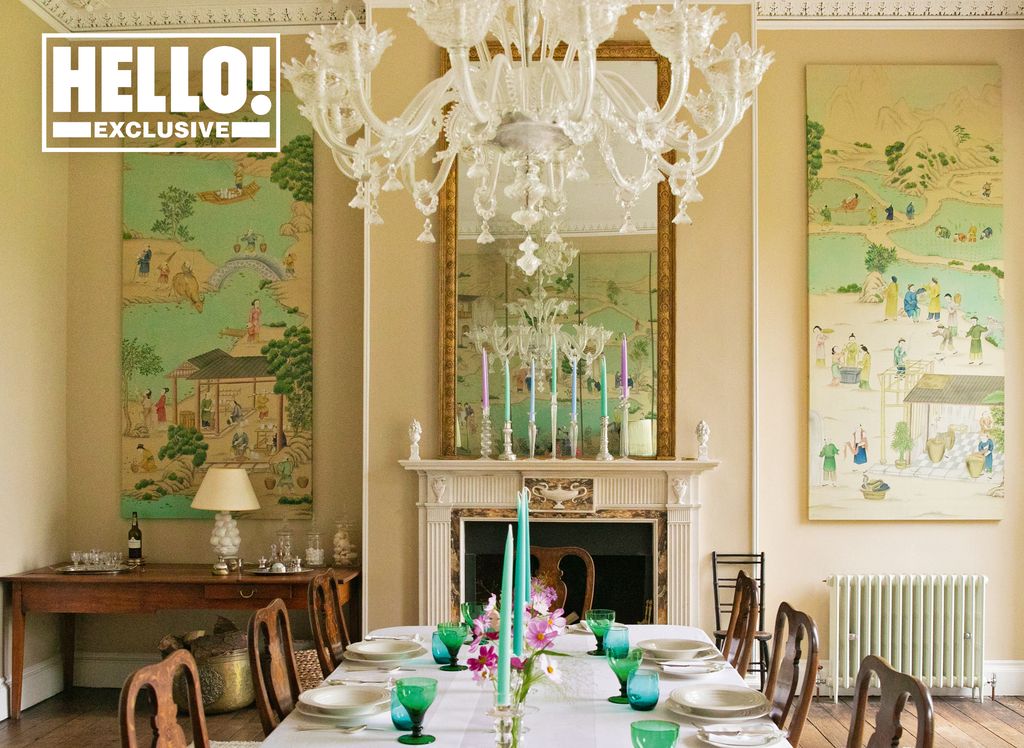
(697, 723, 784, 746)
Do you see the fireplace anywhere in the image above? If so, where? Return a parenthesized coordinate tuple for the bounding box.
(402, 458, 718, 626)
(463, 519, 657, 623)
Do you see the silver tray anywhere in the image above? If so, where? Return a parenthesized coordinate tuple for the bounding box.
(246, 567, 307, 575)
(54, 564, 132, 574)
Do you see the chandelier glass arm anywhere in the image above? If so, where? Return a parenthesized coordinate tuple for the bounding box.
(448, 48, 493, 123)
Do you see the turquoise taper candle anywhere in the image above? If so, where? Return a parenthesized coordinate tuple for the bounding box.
(522, 488, 531, 603)
(513, 491, 525, 656)
(497, 525, 513, 706)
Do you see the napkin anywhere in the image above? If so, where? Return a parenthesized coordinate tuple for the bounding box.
(697, 723, 785, 746)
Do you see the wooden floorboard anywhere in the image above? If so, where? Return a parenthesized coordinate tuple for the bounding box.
(0, 687, 264, 747)
(4, 688, 1024, 746)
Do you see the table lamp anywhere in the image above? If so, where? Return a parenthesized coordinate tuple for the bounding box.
(191, 467, 261, 575)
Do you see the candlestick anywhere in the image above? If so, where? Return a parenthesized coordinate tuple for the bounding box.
(528, 418, 537, 459)
(568, 416, 579, 460)
(499, 420, 516, 461)
(620, 334, 629, 399)
(503, 360, 511, 423)
(549, 394, 558, 459)
(600, 355, 608, 419)
(570, 359, 577, 420)
(482, 348, 489, 412)
(619, 396, 631, 459)
(596, 415, 613, 461)
(550, 335, 557, 393)
(528, 359, 535, 420)
(479, 406, 493, 459)
(496, 526, 514, 706)
(488, 702, 524, 748)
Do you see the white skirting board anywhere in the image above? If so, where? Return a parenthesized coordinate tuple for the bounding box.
(818, 659, 1024, 699)
(0, 654, 65, 722)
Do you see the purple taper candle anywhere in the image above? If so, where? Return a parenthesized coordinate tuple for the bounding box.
(620, 334, 629, 399)
(482, 348, 489, 411)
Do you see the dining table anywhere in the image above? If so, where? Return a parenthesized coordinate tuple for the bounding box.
(261, 624, 793, 747)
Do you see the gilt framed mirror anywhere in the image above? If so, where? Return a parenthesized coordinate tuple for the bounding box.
(438, 41, 675, 459)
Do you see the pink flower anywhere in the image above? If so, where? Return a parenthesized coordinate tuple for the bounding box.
(537, 608, 566, 633)
(511, 656, 526, 671)
(468, 645, 497, 681)
(525, 618, 557, 650)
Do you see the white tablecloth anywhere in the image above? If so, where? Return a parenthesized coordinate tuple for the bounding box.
(261, 625, 793, 747)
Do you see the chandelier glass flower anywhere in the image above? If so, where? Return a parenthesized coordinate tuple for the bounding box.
(285, 0, 771, 273)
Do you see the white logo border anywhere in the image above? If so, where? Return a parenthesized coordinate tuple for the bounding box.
(42, 31, 281, 154)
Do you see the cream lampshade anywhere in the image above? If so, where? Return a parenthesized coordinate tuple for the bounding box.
(191, 467, 261, 574)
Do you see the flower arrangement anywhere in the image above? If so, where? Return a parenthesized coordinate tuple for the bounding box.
(467, 578, 567, 706)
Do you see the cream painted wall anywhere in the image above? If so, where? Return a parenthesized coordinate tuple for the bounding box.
(757, 29, 1024, 658)
(364, 6, 755, 634)
(0, 1, 69, 673)
(62, 34, 364, 653)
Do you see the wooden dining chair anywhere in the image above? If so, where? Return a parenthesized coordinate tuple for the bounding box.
(248, 598, 302, 736)
(720, 569, 759, 676)
(712, 551, 773, 688)
(763, 602, 820, 747)
(530, 545, 595, 618)
(119, 648, 209, 748)
(308, 570, 353, 677)
(847, 654, 934, 748)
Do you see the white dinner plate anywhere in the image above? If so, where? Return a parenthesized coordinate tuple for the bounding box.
(342, 645, 427, 666)
(298, 685, 390, 716)
(638, 638, 716, 661)
(696, 723, 787, 747)
(672, 685, 769, 715)
(296, 701, 388, 726)
(347, 639, 424, 661)
(666, 699, 769, 724)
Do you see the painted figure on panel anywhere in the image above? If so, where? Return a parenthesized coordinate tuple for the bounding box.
(807, 65, 1004, 520)
(120, 88, 314, 520)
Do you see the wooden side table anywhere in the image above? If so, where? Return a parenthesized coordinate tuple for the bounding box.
(1, 563, 360, 719)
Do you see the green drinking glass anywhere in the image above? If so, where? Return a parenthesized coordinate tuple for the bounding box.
(585, 608, 616, 656)
(460, 601, 486, 628)
(436, 621, 469, 672)
(395, 677, 438, 745)
(607, 647, 643, 704)
(630, 719, 679, 748)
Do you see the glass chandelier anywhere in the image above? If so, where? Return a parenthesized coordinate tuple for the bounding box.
(285, 0, 771, 274)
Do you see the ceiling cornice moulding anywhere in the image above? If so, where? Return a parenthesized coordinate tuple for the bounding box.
(22, 0, 364, 32)
(757, 0, 1022, 19)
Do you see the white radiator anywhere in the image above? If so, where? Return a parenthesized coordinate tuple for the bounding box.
(826, 574, 987, 701)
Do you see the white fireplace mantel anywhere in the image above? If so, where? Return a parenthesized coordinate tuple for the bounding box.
(400, 458, 719, 627)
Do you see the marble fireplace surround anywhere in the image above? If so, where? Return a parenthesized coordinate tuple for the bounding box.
(400, 459, 719, 626)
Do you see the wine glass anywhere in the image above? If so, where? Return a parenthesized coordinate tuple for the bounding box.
(436, 622, 469, 672)
(607, 647, 643, 704)
(630, 719, 679, 748)
(627, 670, 660, 711)
(585, 608, 616, 656)
(604, 624, 629, 656)
(395, 677, 438, 745)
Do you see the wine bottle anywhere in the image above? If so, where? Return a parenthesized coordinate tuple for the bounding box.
(128, 512, 143, 562)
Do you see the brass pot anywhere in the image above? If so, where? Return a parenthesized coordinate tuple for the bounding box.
(172, 649, 254, 714)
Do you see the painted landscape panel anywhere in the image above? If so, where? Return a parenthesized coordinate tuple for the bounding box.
(120, 90, 313, 519)
(807, 65, 1004, 520)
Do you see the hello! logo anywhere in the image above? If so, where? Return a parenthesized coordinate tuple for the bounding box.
(42, 33, 280, 152)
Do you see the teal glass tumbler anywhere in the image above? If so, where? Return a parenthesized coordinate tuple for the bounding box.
(627, 670, 660, 711)
(604, 624, 629, 657)
(431, 632, 451, 665)
(630, 719, 680, 748)
(391, 689, 414, 730)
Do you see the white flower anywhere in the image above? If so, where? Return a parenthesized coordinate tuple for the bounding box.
(537, 654, 561, 684)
